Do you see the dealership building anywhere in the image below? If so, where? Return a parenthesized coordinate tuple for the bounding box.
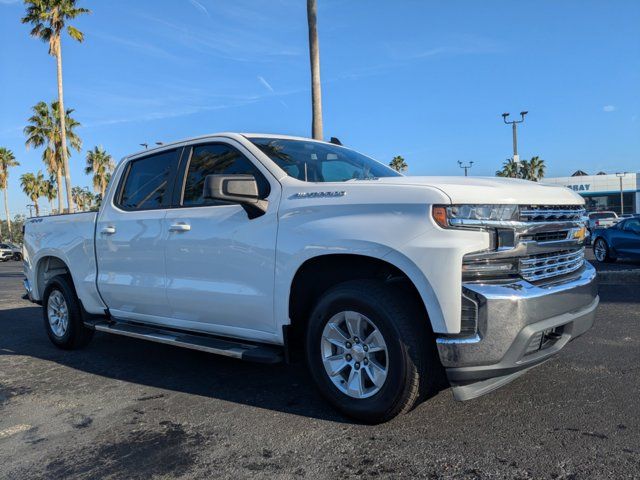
(543, 171, 640, 214)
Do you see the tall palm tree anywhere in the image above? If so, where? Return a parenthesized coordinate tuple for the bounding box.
(306, 0, 323, 140)
(0, 148, 20, 241)
(22, 0, 90, 213)
(20, 171, 47, 217)
(389, 155, 408, 173)
(24, 100, 82, 213)
(85, 146, 114, 197)
(71, 185, 93, 211)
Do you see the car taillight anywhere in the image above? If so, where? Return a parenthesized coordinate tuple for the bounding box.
(595, 221, 600, 226)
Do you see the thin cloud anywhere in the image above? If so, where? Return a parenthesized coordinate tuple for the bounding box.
(257, 76, 275, 92)
(603, 105, 616, 112)
(188, 0, 210, 17)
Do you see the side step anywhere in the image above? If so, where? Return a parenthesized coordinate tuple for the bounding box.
(93, 321, 283, 364)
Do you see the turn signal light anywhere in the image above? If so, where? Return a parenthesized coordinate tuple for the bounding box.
(432, 206, 448, 228)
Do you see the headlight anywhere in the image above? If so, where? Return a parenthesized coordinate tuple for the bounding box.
(432, 204, 519, 228)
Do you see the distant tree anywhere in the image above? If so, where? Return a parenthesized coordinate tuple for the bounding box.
(22, 0, 90, 212)
(43, 177, 58, 212)
(72, 186, 94, 211)
(495, 158, 520, 178)
(20, 171, 47, 216)
(85, 146, 114, 197)
(523, 156, 546, 182)
(389, 155, 408, 173)
(0, 148, 20, 240)
(24, 100, 82, 213)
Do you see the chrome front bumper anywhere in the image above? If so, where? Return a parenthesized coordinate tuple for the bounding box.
(438, 262, 598, 400)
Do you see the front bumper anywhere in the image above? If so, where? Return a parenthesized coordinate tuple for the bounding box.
(437, 262, 598, 400)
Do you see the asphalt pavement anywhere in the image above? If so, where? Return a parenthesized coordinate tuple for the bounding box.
(0, 260, 638, 479)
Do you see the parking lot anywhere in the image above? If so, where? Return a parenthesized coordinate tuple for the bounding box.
(0, 260, 638, 479)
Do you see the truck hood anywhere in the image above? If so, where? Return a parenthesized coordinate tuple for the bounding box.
(369, 176, 584, 205)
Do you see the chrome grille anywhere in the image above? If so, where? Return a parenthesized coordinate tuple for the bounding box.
(519, 248, 585, 282)
(520, 205, 586, 222)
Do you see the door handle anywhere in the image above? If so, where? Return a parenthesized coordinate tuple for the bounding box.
(101, 226, 116, 235)
(169, 223, 191, 232)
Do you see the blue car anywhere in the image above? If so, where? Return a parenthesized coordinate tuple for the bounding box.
(592, 216, 640, 262)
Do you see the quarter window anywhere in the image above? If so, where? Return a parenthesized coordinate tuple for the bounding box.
(182, 144, 270, 206)
(118, 150, 177, 210)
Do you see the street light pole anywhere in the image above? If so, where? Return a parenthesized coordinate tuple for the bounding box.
(615, 172, 627, 215)
(457, 161, 474, 176)
(502, 111, 528, 176)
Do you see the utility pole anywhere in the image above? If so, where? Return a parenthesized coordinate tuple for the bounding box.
(26, 204, 34, 218)
(502, 111, 528, 175)
(457, 161, 474, 176)
(616, 172, 627, 215)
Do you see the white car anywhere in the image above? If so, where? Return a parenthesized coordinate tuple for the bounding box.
(0, 244, 13, 262)
(22, 133, 598, 422)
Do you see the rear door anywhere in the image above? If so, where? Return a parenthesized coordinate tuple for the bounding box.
(163, 140, 280, 339)
(96, 148, 182, 320)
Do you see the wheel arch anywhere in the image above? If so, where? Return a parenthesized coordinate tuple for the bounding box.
(285, 253, 442, 359)
(34, 254, 73, 300)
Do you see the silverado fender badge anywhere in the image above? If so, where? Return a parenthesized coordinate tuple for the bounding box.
(290, 191, 346, 199)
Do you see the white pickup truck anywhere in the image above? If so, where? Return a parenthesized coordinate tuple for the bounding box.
(23, 133, 598, 423)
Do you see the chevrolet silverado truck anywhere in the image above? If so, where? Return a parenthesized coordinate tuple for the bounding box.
(23, 133, 598, 423)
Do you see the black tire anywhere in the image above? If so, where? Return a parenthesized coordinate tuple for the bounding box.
(593, 238, 616, 263)
(305, 279, 440, 423)
(13, 253, 22, 261)
(42, 274, 94, 349)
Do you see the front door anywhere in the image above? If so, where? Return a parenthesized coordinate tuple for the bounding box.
(163, 141, 280, 340)
(96, 148, 181, 320)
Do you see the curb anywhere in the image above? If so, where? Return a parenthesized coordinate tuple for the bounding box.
(597, 270, 640, 285)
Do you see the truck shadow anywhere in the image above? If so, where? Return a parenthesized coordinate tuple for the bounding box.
(0, 306, 357, 423)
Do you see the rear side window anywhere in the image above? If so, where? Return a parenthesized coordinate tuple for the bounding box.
(118, 150, 178, 210)
(182, 144, 270, 207)
(623, 219, 640, 233)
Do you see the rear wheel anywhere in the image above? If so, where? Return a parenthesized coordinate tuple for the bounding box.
(594, 238, 616, 263)
(305, 279, 439, 423)
(43, 275, 94, 349)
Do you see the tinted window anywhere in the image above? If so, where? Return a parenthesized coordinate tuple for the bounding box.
(119, 150, 177, 210)
(623, 219, 640, 233)
(250, 137, 401, 182)
(589, 212, 617, 220)
(0, 244, 8, 249)
(182, 144, 270, 206)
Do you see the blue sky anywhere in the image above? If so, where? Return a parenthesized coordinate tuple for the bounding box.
(1, 0, 639, 216)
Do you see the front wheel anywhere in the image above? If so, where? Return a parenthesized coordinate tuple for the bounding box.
(594, 238, 616, 263)
(43, 275, 94, 349)
(306, 280, 439, 423)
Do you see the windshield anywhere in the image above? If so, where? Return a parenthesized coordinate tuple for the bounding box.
(249, 137, 401, 182)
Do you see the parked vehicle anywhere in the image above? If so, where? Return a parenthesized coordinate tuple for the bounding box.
(592, 217, 640, 262)
(22, 133, 598, 423)
(587, 211, 618, 233)
(4, 242, 23, 260)
(619, 213, 639, 219)
(0, 244, 13, 262)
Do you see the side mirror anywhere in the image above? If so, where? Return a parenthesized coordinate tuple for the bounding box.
(202, 174, 268, 218)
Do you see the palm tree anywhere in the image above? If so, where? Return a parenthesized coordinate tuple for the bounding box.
(24, 100, 82, 213)
(306, 0, 323, 140)
(20, 171, 47, 217)
(72, 185, 93, 211)
(85, 146, 114, 197)
(43, 178, 57, 212)
(0, 148, 20, 240)
(389, 155, 408, 172)
(22, 0, 90, 213)
(524, 156, 546, 182)
(495, 158, 520, 178)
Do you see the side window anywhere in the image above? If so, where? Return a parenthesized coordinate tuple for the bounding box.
(182, 144, 270, 207)
(118, 150, 177, 210)
(623, 219, 640, 233)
